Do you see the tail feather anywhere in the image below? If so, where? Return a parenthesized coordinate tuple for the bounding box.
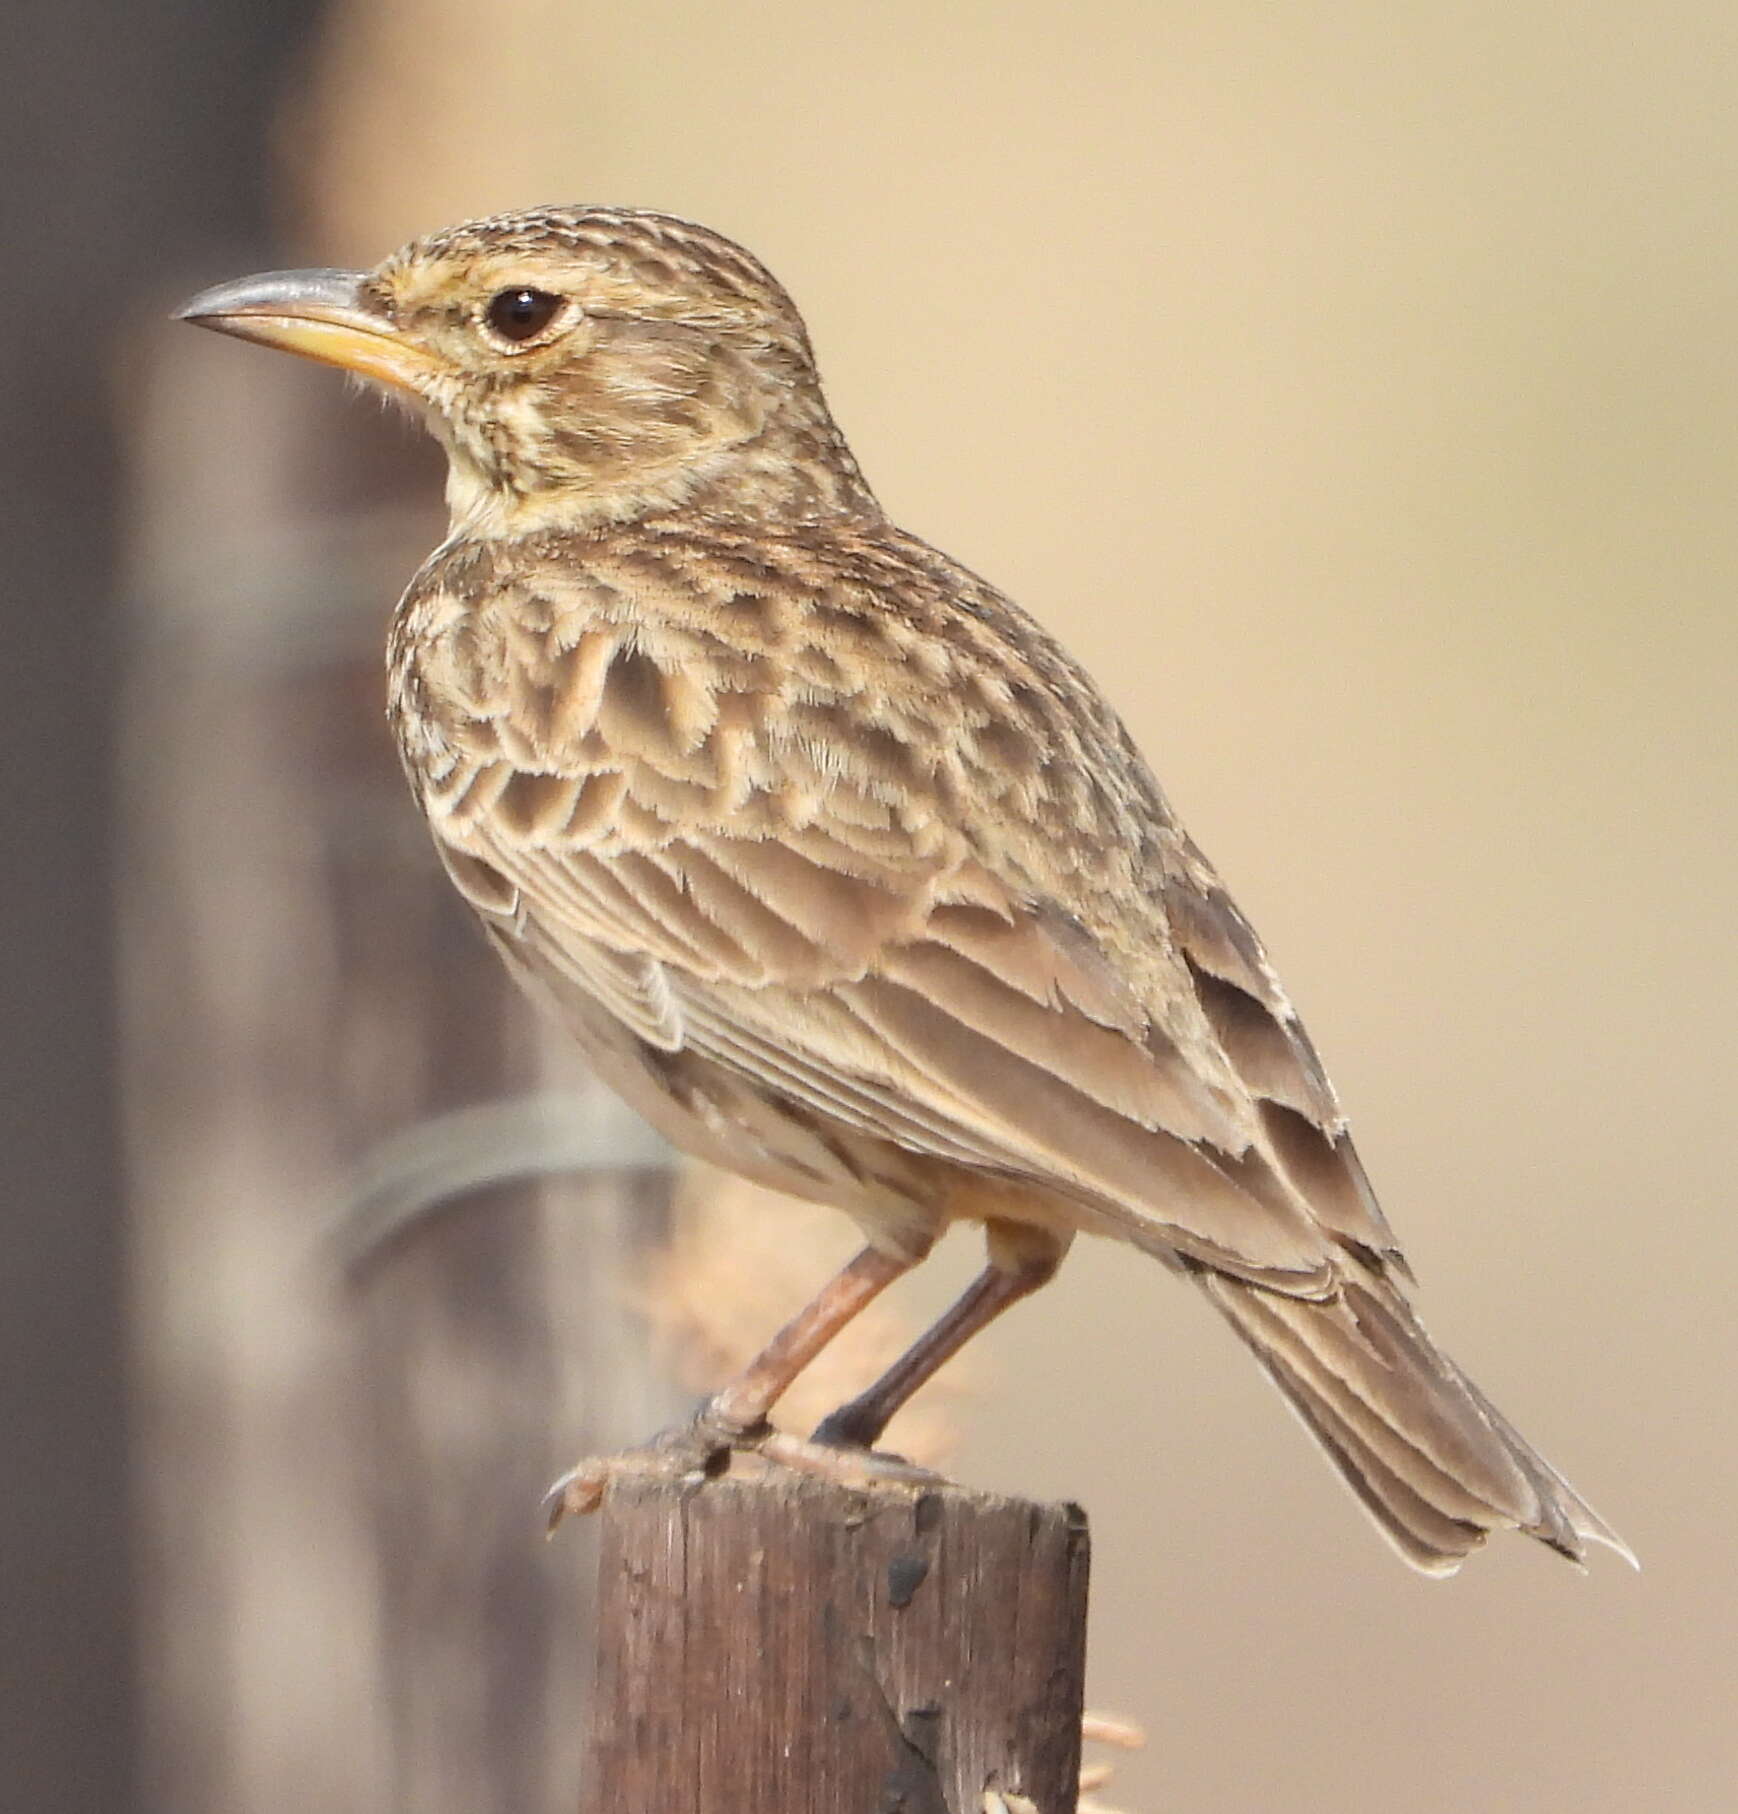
(1198, 1262, 1635, 1576)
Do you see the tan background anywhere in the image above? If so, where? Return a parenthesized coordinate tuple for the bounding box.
(180, 3, 1738, 1808)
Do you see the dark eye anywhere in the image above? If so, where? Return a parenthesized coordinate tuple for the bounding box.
(484, 288, 564, 343)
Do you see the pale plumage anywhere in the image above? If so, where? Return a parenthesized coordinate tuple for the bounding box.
(180, 205, 1631, 1573)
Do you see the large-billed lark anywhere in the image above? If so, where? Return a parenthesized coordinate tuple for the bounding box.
(180, 206, 1630, 1574)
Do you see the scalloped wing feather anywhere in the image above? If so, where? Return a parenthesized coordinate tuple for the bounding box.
(398, 527, 1401, 1291)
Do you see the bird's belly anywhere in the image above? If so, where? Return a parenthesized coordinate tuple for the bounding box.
(505, 935, 1093, 1264)
(507, 955, 937, 1257)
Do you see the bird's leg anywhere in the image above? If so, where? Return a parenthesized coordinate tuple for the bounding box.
(805, 1221, 1069, 1454)
(546, 1242, 914, 1525)
(699, 1241, 917, 1433)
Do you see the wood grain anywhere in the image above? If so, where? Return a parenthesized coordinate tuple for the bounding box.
(581, 1468, 1090, 1814)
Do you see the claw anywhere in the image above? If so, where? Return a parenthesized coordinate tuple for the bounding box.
(543, 1405, 770, 1531)
(543, 1459, 611, 1529)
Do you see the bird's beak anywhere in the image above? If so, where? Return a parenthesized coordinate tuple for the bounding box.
(175, 268, 439, 393)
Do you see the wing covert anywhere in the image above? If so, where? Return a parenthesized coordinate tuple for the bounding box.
(398, 528, 1397, 1289)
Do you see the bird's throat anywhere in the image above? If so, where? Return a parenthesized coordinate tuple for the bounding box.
(440, 413, 878, 540)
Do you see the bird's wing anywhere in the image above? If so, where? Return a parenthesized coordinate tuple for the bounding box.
(404, 535, 1397, 1292)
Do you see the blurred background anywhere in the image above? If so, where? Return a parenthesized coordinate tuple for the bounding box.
(6, 3, 1735, 1809)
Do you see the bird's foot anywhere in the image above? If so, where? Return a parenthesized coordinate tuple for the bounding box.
(544, 1405, 944, 1529)
(543, 1402, 767, 1529)
(760, 1426, 942, 1491)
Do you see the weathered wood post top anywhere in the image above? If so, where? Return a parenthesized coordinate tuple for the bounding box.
(581, 1467, 1091, 1814)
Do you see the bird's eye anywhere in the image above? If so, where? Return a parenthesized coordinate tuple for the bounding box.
(483, 288, 565, 344)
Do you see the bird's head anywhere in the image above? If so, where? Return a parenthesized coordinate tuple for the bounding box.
(178, 205, 872, 535)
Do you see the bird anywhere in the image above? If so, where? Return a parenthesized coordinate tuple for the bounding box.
(178, 204, 1631, 1575)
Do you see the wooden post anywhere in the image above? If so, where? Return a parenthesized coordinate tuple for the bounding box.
(581, 1469, 1091, 1814)
(125, 338, 679, 1813)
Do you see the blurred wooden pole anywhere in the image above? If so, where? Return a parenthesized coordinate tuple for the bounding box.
(124, 339, 679, 1812)
(581, 1472, 1090, 1814)
(1, 4, 329, 1809)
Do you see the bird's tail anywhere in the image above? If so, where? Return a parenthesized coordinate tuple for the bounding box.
(1196, 1262, 1634, 1575)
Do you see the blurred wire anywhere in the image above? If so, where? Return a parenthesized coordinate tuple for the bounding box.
(330, 1089, 671, 1274)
